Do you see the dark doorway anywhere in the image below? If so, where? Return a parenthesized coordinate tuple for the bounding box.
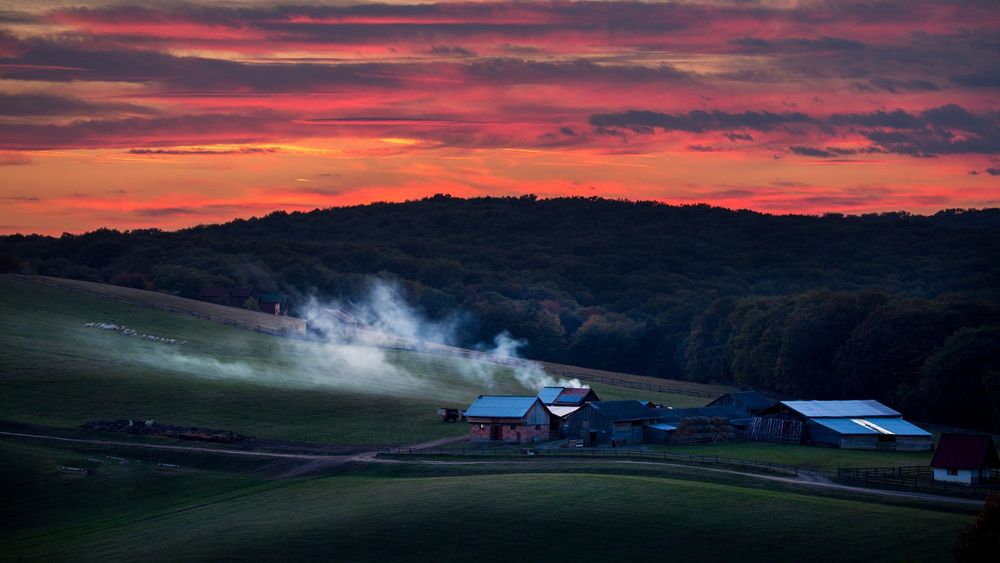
(588, 431, 597, 447)
(490, 425, 503, 441)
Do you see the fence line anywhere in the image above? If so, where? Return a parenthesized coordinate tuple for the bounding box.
(376, 447, 798, 476)
(835, 465, 995, 498)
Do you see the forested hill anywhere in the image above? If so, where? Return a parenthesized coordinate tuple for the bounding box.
(3, 196, 1000, 430)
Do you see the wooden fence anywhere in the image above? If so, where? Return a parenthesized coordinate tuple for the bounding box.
(14, 274, 297, 336)
(835, 465, 998, 498)
(376, 447, 799, 476)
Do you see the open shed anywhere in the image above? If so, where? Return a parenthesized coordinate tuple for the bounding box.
(754, 400, 931, 450)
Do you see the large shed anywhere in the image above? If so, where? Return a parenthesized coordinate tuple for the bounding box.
(930, 434, 1000, 485)
(465, 396, 551, 444)
(754, 400, 931, 450)
(564, 401, 661, 447)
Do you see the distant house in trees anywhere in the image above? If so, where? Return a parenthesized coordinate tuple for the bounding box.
(931, 434, 1000, 485)
(465, 396, 551, 444)
(198, 287, 256, 308)
(258, 294, 288, 315)
(751, 400, 931, 450)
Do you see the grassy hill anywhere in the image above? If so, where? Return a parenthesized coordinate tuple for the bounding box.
(0, 440, 974, 562)
(0, 276, 710, 444)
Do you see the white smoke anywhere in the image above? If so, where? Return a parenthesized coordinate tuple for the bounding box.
(111, 279, 578, 399)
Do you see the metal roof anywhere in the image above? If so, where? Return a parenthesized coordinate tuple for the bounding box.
(465, 396, 540, 419)
(810, 417, 930, 436)
(554, 387, 593, 405)
(648, 423, 678, 431)
(537, 387, 563, 404)
(780, 400, 899, 418)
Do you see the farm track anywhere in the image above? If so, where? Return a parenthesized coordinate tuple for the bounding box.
(9, 274, 731, 398)
(1, 430, 983, 507)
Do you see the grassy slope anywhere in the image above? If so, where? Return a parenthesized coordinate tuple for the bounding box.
(0, 440, 971, 563)
(0, 277, 703, 444)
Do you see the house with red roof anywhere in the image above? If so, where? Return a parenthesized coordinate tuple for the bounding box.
(930, 433, 1000, 485)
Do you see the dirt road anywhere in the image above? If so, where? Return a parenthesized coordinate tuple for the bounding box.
(2, 430, 983, 507)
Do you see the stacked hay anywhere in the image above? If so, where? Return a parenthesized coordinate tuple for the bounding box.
(673, 416, 735, 442)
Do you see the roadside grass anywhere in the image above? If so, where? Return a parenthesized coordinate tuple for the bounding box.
(0, 276, 701, 444)
(650, 440, 933, 473)
(0, 439, 971, 563)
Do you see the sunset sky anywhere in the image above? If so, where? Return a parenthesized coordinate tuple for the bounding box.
(1, 0, 998, 234)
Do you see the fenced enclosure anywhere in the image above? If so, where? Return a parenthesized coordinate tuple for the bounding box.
(835, 465, 1000, 498)
(377, 447, 799, 476)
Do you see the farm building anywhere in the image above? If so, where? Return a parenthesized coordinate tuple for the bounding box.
(930, 434, 1000, 485)
(752, 400, 931, 450)
(706, 391, 774, 415)
(564, 401, 661, 447)
(537, 386, 601, 406)
(465, 396, 551, 444)
(258, 294, 288, 315)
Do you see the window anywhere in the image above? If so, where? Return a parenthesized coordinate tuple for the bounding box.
(479, 424, 485, 429)
(535, 425, 541, 430)
(510, 424, 516, 429)
(947, 468, 959, 476)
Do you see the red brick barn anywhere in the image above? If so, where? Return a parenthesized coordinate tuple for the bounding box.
(465, 396, 551, 444)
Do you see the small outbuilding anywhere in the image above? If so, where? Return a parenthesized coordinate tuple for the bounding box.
(258, 294, 288, 315)
(930, 434, 1000, 485)
(465, 396, 551, 444)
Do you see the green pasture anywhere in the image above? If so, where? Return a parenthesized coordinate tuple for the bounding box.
(0, 440, 972, 563)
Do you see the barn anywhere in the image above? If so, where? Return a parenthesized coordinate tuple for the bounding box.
(465, 396, 551, 444)
(753, 400, 931, 450)
(930, 434, 1000, 485)
(706, 391, 774, 415)
(564, 401, 661, 447)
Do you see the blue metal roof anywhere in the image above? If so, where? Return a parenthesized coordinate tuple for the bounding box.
(781, 400, 899, 418)
(466, 396, 540, 418)
(537, 387, 563, 404)
(648, 423, 677, 431)
(810, 417, 931, 436)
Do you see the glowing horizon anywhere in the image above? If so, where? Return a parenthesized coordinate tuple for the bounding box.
(1, 0, 998, 235)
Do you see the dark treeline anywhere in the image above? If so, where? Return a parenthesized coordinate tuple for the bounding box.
(2, 196, 999, 430)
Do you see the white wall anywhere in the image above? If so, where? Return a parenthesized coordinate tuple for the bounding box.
(932, 467, 973, 485)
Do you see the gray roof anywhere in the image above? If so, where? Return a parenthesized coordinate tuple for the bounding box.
(780, 400, 899, 418)
(465, 396, 541, 419)
(589, 401, 661, 422)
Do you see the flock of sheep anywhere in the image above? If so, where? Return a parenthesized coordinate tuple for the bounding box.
(83, 322, 185, 345)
